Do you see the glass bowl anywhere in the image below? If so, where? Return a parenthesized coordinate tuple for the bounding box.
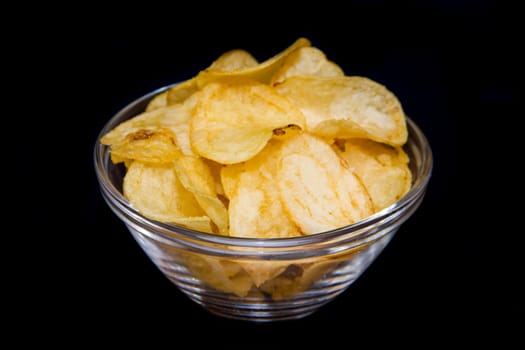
(94, 83, 433, 322)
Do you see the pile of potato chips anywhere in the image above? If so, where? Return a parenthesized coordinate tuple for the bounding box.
(100, 37, 414, 299)
(101, 37, 412, 239)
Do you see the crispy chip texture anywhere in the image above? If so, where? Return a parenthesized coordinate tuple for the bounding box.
(109, 128, 179, 164)
(123, 162, 212, 232)
(270, 46, 344, 85)
(190, 77, 305, 164)
(166, 78, 199, 106)
(173, 154, 229, 234)
(225, 140, 301, 238)
(196, 37, 311, 87)
(101, 93, 198, 157)
(277, 133, 374, 234)
(274, 76, 408, 146)
(145, 91, 168, 112)
(337, 138, 412, 210)
(207, 49, 259, 72)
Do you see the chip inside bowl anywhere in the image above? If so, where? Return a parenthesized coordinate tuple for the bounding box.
(97, 37, 427, 307)
(100, 37, 411, 238)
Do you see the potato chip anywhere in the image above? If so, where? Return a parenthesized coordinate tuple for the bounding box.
(238, 260, 289, 287)
(181, 253, 253, 297)
(166, 78, 199, 106)
(109, 128, 180, 164)
(226, 140, 301, 238)
(259, 260, 338, 300)
(123, 161, 213, 232)
(274, 76, 408, 146)
(102, 94, 192, 145)
(277, 133, 374, 234)
(101, 105, 172, 146)
(219, 164, 239, 200)
(195, 37, 311, 87)
(172, 154, 229, 235)
(270, 46, 344, 85)
(190, 77, 306, 164)
(337, 138, 412, 210)
(145, 90, 168, 112)
(165, 49, 258, 107)
(202, 158, 226, 197)
(161, 92, 200, 156)
(207, 49, 259, 72)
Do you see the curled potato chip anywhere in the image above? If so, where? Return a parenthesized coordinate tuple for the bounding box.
(161, 92, 200, 156)
(109, 128, 180, 164)
(181, 253, 253, 297)
(219, 164, 240, 200)
(145, 91, 168, 112)
(190, 77, 306, 164)
(277, 133, 374, 234)
(207, 49, 259, 72)
(203, 158, 226, 197)
(166, 78, 199, 106)
(173, 154, 229, 235)
(102, 94, 199, 160)
(195, 37, 311, 87)
(123, 161, 213, 232)
(101, 105, 172, 146)
(270, 46, 344, 85)
(337, 138, 412, 210)
(274, 75, 408, 146)
(101, 93, 197, 154)
(165, 49, 259, 107)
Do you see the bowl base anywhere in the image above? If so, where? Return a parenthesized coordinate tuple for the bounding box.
(196, 300, 326, 322)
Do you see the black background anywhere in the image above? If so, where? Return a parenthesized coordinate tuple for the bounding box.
(16, 0, 522, 345)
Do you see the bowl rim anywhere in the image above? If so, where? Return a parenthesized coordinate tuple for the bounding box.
(93, 82, 433, 249)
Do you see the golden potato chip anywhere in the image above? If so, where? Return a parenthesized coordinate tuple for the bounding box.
(165, 49, 258, 107)
(145, 90, 168, 112)
(225, 140, 301, 238)
(102, 93, 200, 161)
(123, 161, 213, 232)
(207, 49, 259, 72)
(195, 37, 311, 87)
(109, 128, 180, 164)
(337, 138, 412, 210)
(270, 46, 344, 85)
(166, 78, 199, 106)
(173, 154, 229, 234)
(259, 260, 338, 300)
(101, 105, 171, 146)
(160, 92, 200, 156)
(190, 77, 306, 164)
(203, 158, 226, 197)
(219, 164, 240, 200)
(274, 75, 408, 146)
(277, 133, 374, 234)
(182, 253, 253, 297)
(238, 260, 289, 287)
